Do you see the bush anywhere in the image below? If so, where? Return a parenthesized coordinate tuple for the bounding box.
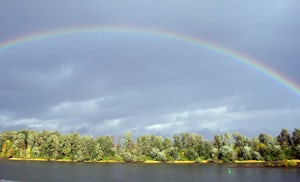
(288, 161, 297, 167)
(265, 162, 275, 167)
(264, 155, 272, 161)
(195, 157, 202, 163)
(252, 151, 263, 160)
(278, 159, 289, 167)
(168, 148, 178, 161)
(156, 151, 167, 162)
(133, 155, 146, 162)
(279, 160, 298, 167)
(123, 152, 133, 162)
(110, 154, 123, 161)
(219, 146, 234, 162)
(150, 148, 159, 159)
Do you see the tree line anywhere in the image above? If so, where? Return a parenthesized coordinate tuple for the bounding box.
(0, 128, 300, 162)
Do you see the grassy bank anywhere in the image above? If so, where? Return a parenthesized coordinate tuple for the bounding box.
(6, 158, 300, 167)
(8, 158, 124, 163)
(234, 160, 265, 163)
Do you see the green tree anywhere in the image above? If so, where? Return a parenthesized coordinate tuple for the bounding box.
(210, 147, 219, 162)
(241, 146, 252, 160)
(292, 129, 300, 146)
(150, 135, 163, 151)
(162, 137, 173, 151)
(136, 135, 151, 157)
(123, 131, 134, 153)
(202, 141, 214, 160)
(169, 147, 179, 161)
(27, 131, 39, 158)
(295, 145, 300, 159)
(66, 133, 80, 161)
(123, 151, 133, 162)
(59, 134, 71, 159)
(1, 128, 300, 162)
(277, 129, 292, 159)
(81, 136, 96, 161)
(292, 129, 300, 159)
(223, 132, 233, 146)
(96, 136, 115, 158)
(1, 140, 13, 158)
(277, 129, 292, 147)
(214, 134, 223, 149)
(150, 147, 160, 159)
(156, 151, 167, 162)
(173, 134, 181, 151)
(12, 132, 26, 158)
(39, 131, 60, 160)
(259, 133, 274, 146)
(252, 151, 262, 160)
(219, 145, 234, 162)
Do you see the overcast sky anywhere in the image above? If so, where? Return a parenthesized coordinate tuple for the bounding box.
(0, 0, 299, 139)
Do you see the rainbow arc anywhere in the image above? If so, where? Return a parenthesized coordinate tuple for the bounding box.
(0, 25, 299, 97)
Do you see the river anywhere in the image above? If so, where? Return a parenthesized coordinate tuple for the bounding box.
(0, 161, 299, 182)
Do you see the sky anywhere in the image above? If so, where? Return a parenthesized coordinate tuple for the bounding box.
(0, 0, 299, 139)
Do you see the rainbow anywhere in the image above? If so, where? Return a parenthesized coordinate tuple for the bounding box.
(0, 25, 300, 97)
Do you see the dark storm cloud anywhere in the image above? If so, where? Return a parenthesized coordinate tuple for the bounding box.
(0, 0, 299, 137)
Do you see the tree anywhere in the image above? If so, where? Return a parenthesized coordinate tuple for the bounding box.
(46, 132, 60, 159)
(162, 138, 173, 151)
(150, 135, 163, 151)
(292, 128, 300, 146)
(233, 132, 253, 160)
(223, 132, 233, 146)
(35, 131, 60, 160)
(214, 134, 223, 149)
(94, 143, 104, 160)
(219, 145, 234, 162)
(26, 131, 39, 158)
(194, 135, 205, 158)
(169, 147, 179, 161)
(1, 140, 13, 158)
(150, 147, 160, 159)
(241, 146, 252, 160)
(95, 136, 115, 158)
(211, 147, 218, 162)
(252, 151, 262, 160)
(66, 133, 80, 161)
(271, 145, 283, 160)
(123, 152, 133, 162)
(292, 129, 300, 159)
(136, 135, 151, 157)
(156, 151, 167, 162)
(12, 132, 26, 158)
(277, 129, 292, 147)
(295, 145, 300, 159)
(173, 134, 181, 151)
(123, 131, 134, 153)
(81, 136, 96, 161)
(1, 128, 300, 162)
(257, 133, 276, 160)
(202, 141, 214, 160)
(59, 134, 72, 159)
(258, 133, 274, 146)
(0, 133, 6, 155)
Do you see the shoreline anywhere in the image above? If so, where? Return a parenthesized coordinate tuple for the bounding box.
(5, 158, 300, 165)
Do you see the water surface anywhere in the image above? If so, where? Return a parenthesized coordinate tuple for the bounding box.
(0, 161, 299, 182)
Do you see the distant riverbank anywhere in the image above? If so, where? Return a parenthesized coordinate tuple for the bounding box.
(6, 158, 300, 167)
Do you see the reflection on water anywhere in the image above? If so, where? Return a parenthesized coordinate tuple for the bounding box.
(0, 161, 299, 182)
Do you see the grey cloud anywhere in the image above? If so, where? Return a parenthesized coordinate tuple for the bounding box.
(0, 0, 299, 138)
